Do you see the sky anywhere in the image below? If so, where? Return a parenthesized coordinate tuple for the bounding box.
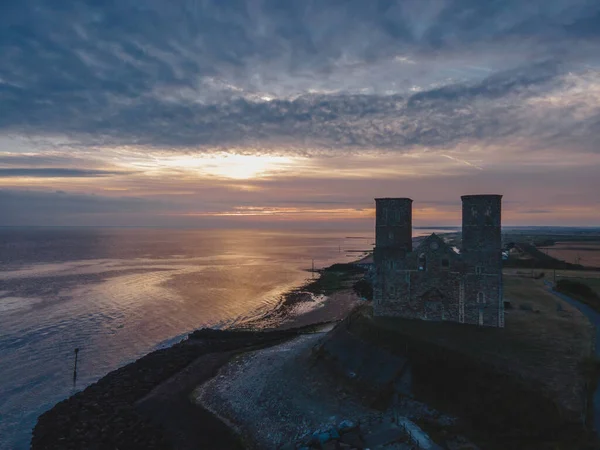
(1, 0, 599, 228)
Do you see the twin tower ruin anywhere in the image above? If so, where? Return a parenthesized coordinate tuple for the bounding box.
(373, 195, 504, 327)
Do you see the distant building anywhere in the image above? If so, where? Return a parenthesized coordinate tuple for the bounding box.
(373, 195, 504, 327)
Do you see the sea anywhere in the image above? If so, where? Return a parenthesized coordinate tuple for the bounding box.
(0, 227, 454, 449)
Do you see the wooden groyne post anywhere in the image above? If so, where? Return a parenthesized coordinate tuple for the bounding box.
(72, 348, 79, 386)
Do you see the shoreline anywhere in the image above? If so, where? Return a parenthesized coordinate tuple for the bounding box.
(30, 262, 368, 449)
(30, 258, 600, 449)
(232, 262, 368, 330)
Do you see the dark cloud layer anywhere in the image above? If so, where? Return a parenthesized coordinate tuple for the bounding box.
(0, 168, 133, 177)
(1, 0, 599, 153)
(0, 189, 169, 223)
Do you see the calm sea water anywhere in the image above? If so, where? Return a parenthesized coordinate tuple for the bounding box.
(0, 227, 452, 449)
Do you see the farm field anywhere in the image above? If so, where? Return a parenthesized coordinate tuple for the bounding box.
(538, 242, 600, 268)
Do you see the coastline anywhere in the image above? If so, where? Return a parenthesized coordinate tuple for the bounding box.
(236, 263, 368, 330)
(31, 262, 368, 449)
(29, 253, 600, 449)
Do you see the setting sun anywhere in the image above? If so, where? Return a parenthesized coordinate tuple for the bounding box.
(153, 153, 299, 180)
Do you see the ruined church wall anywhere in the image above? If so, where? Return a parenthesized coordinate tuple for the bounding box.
(374, 266, 462, 323)
(463, 273, 502, 327)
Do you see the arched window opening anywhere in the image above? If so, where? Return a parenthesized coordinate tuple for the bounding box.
(484, 205, 494, 225)
(418, 253, 427, 271)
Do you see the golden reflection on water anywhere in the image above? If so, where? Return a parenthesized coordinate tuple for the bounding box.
(0, 227, 454, 449)
(0, 227, 375, 449)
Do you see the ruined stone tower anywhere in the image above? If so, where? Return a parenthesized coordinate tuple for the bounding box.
(374, 198, 413, 252)
(461, 195, 502, 269)
(373, 199, 413, 305)
(373, 194, 504, 328)
(461, 195, 503, 327)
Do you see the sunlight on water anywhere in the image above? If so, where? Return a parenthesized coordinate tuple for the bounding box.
(0, 227, 452, 449)
(0, 228, 375, 449)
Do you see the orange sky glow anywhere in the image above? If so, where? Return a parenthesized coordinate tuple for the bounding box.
(1, 1, 599, 228)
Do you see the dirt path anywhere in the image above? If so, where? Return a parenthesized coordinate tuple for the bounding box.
(545, 280, 600, 435)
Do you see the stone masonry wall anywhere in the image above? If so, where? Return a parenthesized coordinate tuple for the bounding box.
(374, 195, 504, 328)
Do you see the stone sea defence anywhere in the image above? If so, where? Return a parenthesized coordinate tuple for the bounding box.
(31, 328, 313, 450)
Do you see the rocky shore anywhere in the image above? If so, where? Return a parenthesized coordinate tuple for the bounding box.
(31, 326, 328, 449)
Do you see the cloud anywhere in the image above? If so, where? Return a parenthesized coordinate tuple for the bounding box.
(0, 168, 134, 177)
(0, 0, 598, 155)
(520, 209, 553, 214)
(0, 0, 599, 226)
(3, 64, 600, 156)
(0, 189, 173, 226)
(0, 149, 106, 167)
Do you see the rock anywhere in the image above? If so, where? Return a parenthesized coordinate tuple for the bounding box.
(328, 427, 341, 440)
(296, 432, 316, 447)
(298, 432, 313, 445)
(338, 420, 357, 433)
(313, 431, 332, 444)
